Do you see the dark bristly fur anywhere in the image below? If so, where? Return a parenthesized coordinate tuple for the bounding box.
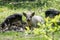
(1, 13, 23, 31)
(45, 9, 60, 18)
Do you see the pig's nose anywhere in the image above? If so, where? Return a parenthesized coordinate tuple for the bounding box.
(27, 19, 30, 21)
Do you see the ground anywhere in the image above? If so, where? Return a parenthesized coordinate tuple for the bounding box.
(0, 2, 60, 39)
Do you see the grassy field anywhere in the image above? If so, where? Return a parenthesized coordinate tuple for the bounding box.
(0, 31, 60, 40)
(0, 7, 60, 40)
(0, 0, 60, 40)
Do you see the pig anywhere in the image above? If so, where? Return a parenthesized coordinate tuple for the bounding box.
(23, 12, 45, 30)
(1, 13, 23, 31)
(45, 9, 60, 18)
(45, 9, 60, 29)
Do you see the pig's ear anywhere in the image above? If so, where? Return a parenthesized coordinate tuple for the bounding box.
(31, 12, 35, 17)
(23, 12, 26, 17)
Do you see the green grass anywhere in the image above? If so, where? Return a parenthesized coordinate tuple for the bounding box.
(0, 4, 60, 40)
(0, 31, 48, 40)
(0, 31, 60, 40)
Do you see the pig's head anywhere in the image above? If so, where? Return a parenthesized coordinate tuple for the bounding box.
(23, 12, 35, 22)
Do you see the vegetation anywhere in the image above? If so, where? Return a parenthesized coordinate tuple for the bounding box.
(0, 0, 60, 40)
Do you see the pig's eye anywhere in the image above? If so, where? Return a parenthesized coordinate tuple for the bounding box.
(30, 16, 32, 18)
